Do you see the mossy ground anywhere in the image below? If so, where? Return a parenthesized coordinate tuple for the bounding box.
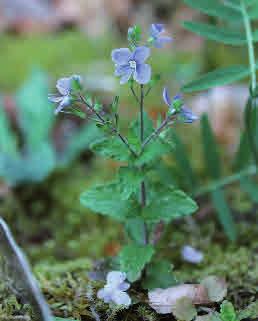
(0, 172, 257, 321)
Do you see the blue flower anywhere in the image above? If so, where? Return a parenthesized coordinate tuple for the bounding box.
(111, 46, 151, 85)
(97, 271, 131, 307)
(149, 24, 172, 48)
(48, 75, 82, 114)
(163, 87, 198, 123)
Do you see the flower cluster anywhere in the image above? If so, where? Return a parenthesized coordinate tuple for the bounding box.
(97, 271, 131, 307)
(112, 23, 172, 85)
(163, 87, 198, 124)
(48, 75, 82, 114)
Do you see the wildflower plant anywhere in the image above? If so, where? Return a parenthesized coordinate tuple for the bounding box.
(49, 24, 198, 292)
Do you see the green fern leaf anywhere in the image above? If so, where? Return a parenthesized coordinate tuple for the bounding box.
(183, 21, 246, 45)
(183, 0, 241, 21)
(182, 65, 250, 93)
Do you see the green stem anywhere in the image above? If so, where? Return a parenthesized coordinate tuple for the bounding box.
(139, 85, 148, 245)
(241, 0, 256, 92)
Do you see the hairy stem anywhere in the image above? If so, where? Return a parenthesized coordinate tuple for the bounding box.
(141, 118, 169, 152)
(140, 85, 148, 245)
(79, 94, 137, 157)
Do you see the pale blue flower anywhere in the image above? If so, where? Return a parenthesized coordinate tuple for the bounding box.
(97, 271, 131, 306)
(181, 245, 204, 264)
(111, 46, 151, 85)
(48, 75, 82, 114)
(149, 24, 172, 48)
(163, 87, 198, 123)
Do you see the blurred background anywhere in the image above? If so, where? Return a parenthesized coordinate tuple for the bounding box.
(0, 0, 252, 263)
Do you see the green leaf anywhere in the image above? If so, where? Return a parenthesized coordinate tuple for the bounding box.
(142, 260, 178, 290)
(248, 3, 258, 19)
(16, 69, 54, 151)
(143, 186, 198, 224)
(183, 21, 246, 45)
(136, 139, 170, 166)
(182, 65, 250, 93)
(211, 189, 237, 241)
(183, 0, 241, 21)
(238, 301, 258, 320)
(173, 297, 197, 321)
(201, 115, 221, 179)
(0, 98, 18, 156)
(118, 166, 145, 199)
(119, 243, 155, 282)
(90, 136, 131, 162)
(220, 301, 238, 321)
(233, 131, 251, 170)
(125, 218, 146, 244)
(53, 317, 76, 321)
(240, 177, 258, 203)
(80, 182, 139, 221)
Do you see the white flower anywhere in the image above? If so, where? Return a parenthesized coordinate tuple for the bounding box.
(181, 245, 204, 264)
(97, 271, 131, 307)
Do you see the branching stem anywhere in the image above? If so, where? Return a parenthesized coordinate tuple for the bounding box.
(79, 94, 137, 157)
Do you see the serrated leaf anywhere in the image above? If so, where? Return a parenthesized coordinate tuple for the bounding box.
(125, 218, 146, 244)
(220, 301, 238, 321)
(119, 244, 155, 282)
(136, 139, 170, 166)
(183, 21, 246, 45)
(182, 65, 250, 93)
(201, 276, 227, 303)
(143, 186, 198, 224)
(183, 0, 241, 21)
(90, 136, 131, 162)
(142, 260, 178, 290)
(238, 301, 258, 320)
(80, 182, 140, 221)
(118, 166, 145, 199)
(173, 297, 197, 321)
(211, 189, 237, 241)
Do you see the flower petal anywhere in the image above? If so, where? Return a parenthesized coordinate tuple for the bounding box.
(153, 36, 172, 48)
(163, 87, 171, 106)
(120, 68, 133, 84)
(111, 48, 131, 65)
(48, 94, 63, 103)
(181, 245, 203, 264)
(97, 289, 112, 303)
(115, 64, 130, 76)
(107, 271, 127, 285)
(150, 24, 164, 37)
(55, 96, 71, 114)
(118, 282, 130, 291)
(133, 46, 150, 63)
(112, 290, 131, 306)
(181, 107, 199, 123)
(56, 77, 71, 95)
(134, 63, 151, 84)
